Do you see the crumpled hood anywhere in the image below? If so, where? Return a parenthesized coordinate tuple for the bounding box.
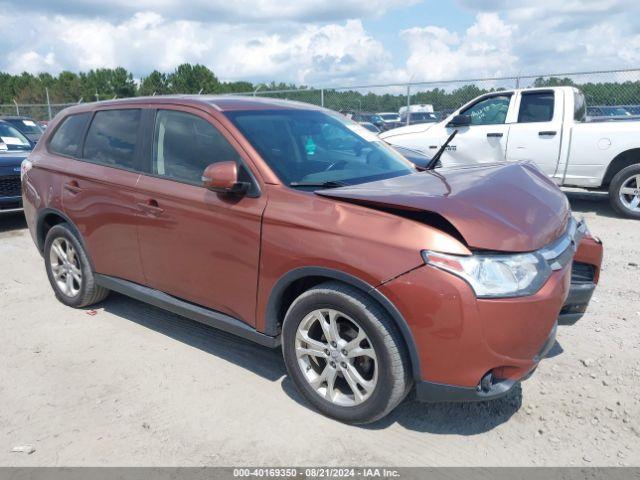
(316, 162, 570, 252)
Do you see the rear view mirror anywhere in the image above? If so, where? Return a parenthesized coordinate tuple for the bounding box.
(448, 114, 471, 127)
(202, 161, 249, 195)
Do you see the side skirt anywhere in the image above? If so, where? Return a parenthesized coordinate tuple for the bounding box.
(95, 274, 281, 348)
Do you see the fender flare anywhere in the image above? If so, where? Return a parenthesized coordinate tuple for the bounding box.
(265, 266, 422, 380)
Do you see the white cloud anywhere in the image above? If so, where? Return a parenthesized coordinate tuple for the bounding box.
(401, 13, 517, 81)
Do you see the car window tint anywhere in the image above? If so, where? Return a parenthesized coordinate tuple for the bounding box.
(83, 109, 141, 169)
(153, 110, 240, 184)
(49, 113, 91, 157)
(461, 95, 511, 125)
(518, 92, 555, 123)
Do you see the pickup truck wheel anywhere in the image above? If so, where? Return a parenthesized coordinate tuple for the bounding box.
(282, 282, 411, 424)
(44, 223, 110, 308)
(609, 164, 640, 219)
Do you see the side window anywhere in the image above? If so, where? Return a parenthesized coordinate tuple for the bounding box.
(83, 109, 141, 169)
(574, 91, 586, 122)
(518, 92, 555, 123)
(49, 113, 91, 157)
(461, 95, 511, 125)
(152, 110, 241, 184)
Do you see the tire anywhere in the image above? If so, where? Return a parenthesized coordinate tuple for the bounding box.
(44, 223, 109, 308)
(609, 164, 640, 219)
(282, 281, 411, 424)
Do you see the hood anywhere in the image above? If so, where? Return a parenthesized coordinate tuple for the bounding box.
(379, 122, 436, 140)
(316, 162, 570, 252)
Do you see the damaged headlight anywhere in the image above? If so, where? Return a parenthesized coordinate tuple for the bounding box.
(422, 250, 552, 298)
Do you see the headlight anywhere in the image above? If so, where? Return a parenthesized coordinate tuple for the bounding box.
(422, 250, 552, 298)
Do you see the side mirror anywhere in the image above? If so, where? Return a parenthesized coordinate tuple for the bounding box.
(202, 161, 249, 195)
(448, 114, 471, 127)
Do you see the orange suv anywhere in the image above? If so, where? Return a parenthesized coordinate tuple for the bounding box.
(22, 96, 603, 423)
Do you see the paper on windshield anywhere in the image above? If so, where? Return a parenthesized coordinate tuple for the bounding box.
(1, 136, 27, 145)
(23, 120, 37, 127)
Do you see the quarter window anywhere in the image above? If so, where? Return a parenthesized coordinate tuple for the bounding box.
(48, 113, 91, 157)
(83, 109, 141, 169)
(152, 110, 240, 184)
(518, 92, 555, 123)
(461, 95, 511, 125)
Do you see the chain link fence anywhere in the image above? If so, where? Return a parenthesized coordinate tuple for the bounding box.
(238, 68, 640, 124)
(2, 68, 640, 123)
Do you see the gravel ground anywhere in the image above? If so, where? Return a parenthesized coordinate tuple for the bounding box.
(0, 190, 638, 467)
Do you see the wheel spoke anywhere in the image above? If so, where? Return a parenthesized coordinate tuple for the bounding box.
(317, 311, 335, 343)
(346, 347, 376, 360)
(621, 187, 636, 196)
(631, 196, 640, 209)
(309, 364, 330, 389)
(327, 310, 343, 342)
(69, 264, 82, 283)
(325, 367, 338, 401)
(342, 365, 367, 402)
(344, 328, 366, 353)
(65, 273, 74, 293)
(52, 243, 67, 262)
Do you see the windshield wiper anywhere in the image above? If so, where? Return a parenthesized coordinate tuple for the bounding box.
(289, 180, 348, 189)
(426, 129, 458, 170)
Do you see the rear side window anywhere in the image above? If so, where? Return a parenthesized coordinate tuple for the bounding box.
(518, 92, 554, 123)
(49, 113, 91, 157)
(83, 109, 141, 169)
(152, 110, 240, 184)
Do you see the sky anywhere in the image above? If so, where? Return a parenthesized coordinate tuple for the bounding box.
(1, 0, 639, 86)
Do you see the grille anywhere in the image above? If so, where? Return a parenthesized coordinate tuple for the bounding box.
(572, 262, 595, 284)
(0, 175, 21, 198)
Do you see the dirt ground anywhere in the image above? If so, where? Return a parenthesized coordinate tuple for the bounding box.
(0, 190, 638, 467)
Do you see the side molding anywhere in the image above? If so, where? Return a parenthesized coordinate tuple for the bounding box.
(96, 274, 281, 348)
(264, 267, 422, 380)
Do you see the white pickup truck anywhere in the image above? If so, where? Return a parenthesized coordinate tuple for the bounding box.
(380, 86, 640, 218)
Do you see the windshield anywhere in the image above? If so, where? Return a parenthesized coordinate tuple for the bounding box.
(226, 109, 415, 187)
(379, 114, 400, 121)
(6, 118, 43, 134)
(410, 113, 437, 121)
(0, 122, 32, 151)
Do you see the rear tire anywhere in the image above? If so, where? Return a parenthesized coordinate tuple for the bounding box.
(609, 164, 640, 219)
(282, 281, 411, 424)
(44, 223, 109, 308)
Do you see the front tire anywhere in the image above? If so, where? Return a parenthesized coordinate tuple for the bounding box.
(609, 164, 640, 219)
(44, 223, 109, 308)
(282, 282, 411, 424)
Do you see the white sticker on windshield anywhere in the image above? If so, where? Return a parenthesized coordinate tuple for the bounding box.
(1, 136, 27, 145)
(346, 124, 380, 142)
(23, 120, 37, 127)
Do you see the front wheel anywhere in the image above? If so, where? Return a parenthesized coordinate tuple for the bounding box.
(282, 282, 411, 424)
(609, 164, 640, 219)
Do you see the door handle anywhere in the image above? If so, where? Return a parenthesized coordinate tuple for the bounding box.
(137, 199, 164, 216)
(487, 132, 503, 138)
(63, 180, 83, 194)
(539, 131, 557, 136)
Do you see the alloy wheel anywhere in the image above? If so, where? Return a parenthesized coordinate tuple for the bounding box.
(49, 237, 82, 298)
(295, 308, 378, 407)
(619, 174, 640, 213)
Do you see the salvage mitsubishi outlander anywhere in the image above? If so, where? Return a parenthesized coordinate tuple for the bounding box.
(21, 96, 603, 424)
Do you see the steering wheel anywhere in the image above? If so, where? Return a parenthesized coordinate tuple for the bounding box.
(326, 160, 348, 171)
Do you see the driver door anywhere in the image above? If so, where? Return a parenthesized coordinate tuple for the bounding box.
(438, 94, 514, 166)
(135, 107, 266, 326)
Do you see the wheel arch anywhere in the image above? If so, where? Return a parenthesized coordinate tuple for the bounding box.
(264, 267, 422, 380)
(36, 208, 95, 271)
(602, 148, 640, 187)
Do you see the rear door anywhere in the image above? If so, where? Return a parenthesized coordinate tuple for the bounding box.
(135, 107, 266, 326)
(58, 108, 146, 284)
(506, 90, 563, 176)
(438, 93, 514, 165)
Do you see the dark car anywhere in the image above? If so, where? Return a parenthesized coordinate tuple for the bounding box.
(351, 113, 384, 130)
(1, 116, 44, 144)
(0, 120, 32, 211)
(358, 122, 381, 134)
(400, 111, 439, 125)
(22, 96, 602, 424)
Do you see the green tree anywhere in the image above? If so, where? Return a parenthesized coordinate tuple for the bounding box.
(168, 64, 220, 94)
(138, 70, 169, 96)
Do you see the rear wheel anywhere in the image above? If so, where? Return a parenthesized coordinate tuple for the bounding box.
(609, 164, 640, 219)
(44, 223, 109, 308)
(282, 282, 411, 424)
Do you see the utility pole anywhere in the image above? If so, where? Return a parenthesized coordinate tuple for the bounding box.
(45, 87, 52, 120)
(13, 99, 19, 116)
(406, 84, 411, 126)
